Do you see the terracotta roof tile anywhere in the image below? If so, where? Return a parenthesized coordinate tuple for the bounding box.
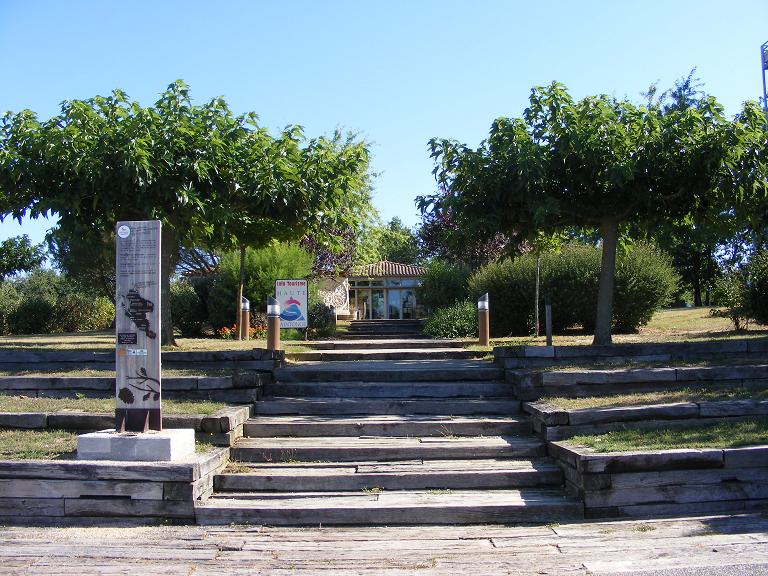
(353, 260, 425, 278)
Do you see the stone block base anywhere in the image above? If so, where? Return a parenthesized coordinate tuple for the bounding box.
(77, 429, 195, 461)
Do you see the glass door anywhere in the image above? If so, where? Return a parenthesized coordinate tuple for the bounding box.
(354, 290, 371, 319)
(401, 289, 415, 319)
(387, 290, 402, 319)
(371, 289, 386, 319)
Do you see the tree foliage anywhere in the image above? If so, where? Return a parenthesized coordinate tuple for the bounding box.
(0, 81, 373, 343)
(0, 235, 45, 280)
(420, 80, 768, 344)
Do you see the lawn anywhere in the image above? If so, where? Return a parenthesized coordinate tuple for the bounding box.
(1, 308, 765, 353)
(0, 394, 228, 415)
(0, 428, 78, 460)
(482, 307, 768, 349)
(569, 417, 768, 452)
(541, 385, 768, 411)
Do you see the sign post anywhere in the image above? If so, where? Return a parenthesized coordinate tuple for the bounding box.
(76, 220, 194, 461)
(275, 279, 308, 329)
(115, 220, 162, 432)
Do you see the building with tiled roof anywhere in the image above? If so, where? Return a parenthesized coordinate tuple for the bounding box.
(345, 260, 426, 320)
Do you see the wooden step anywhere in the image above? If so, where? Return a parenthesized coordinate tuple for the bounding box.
(287, 348, 486, 361)
(215, 458, 563, 492)
(242, 414, 531, 437)
(264, 380, 514, 399)
(254, 397, 522, 416)
(274, 360, 504, 383)
(230, 435, 545, 462)
(195, 488, 583, 525)
(300, 340, 466, 350)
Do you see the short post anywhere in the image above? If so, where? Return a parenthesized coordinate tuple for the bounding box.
(545, 297, 553, 347)
(240, 297, 250, 341)
(267, 296, 281, 351)
(477, 293, 490, 347)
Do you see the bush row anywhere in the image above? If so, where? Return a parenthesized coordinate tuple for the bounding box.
(170, 243, 336, 338)
(711, 251, 768, 329)
(0, 270, 114, 335)
(421, 242, 678, 338)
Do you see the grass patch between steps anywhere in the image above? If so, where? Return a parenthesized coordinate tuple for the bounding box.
(0, 393, 228, 415)
(569, 417, 768, 452)
(0, 428, 218, 460)
(541, 385, 768, 410)
(0, 428, 78, 459)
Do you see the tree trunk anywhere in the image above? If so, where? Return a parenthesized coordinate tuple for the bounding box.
(235, 244, 246, 340)
(534, 255, 541, 337)
(592, 219, 618, 346)
(160, 224, 178, 347)
(692, 254, 702, 307)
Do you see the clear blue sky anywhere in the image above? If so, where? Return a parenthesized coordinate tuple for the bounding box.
(1, 0, 767, 246)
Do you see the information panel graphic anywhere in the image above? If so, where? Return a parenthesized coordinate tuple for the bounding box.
(115, 220, 162, 432)
(275, 279, 308, 329)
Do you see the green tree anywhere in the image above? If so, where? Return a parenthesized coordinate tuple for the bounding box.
(0, 235, 45, 279)
(215, 129, 372, 338)
(355, 217, 421, 265)
(422, 81, 767, 344)
(0, 82, 373, 344)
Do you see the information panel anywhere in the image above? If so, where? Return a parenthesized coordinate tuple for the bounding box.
(115, 220, 162, 432)
(275, 279, 308, 329)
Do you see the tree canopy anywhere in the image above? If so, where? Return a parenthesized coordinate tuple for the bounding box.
(0, 81, 373, 343)
(421, 81, 768, 343)
(0, 235, 45, 280)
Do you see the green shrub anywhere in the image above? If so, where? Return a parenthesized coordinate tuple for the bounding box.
(468, 243, 677, 337)
(613, 243, 679, 333)
(0, 282, 20, 335)
(423, 300, 477, 339)
(711, 270, 750, 330)
(308, 302, 336, 338)
(9, 297, 57, 334)
(747, 251, 768, 325)
(416, 260, 470, 311)
(207, 244, 314, 329)
(468, 256, 536, 336)
(52, 293, 114, 332)
(171, 279, 206, 336)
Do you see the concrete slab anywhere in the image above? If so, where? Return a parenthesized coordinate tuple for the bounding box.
(77, 428, 195, 462)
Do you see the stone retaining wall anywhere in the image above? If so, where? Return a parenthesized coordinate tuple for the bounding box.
(0, 448, 229, 524)
(0, 405, 250, 446)
(507, 364, 768, 401)
(526, 399, 768, 440)
(494, 338, 768, 370)
(549, 442, 768, 519)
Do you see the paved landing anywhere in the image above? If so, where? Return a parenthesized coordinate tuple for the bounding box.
(1, 513, 766, 575)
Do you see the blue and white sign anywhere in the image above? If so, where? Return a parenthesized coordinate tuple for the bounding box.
(275, 279, 308, 328)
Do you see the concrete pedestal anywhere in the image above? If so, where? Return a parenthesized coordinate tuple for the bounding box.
(77, 428, 195, 462)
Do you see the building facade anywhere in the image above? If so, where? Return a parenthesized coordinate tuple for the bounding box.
(318, 261, 426, 320)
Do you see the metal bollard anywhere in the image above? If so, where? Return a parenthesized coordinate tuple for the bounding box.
(545, 298, 553, 347)
(477, 293, 490, 347)
(240, 297, 250, 341)
(267, 297, 281, 351)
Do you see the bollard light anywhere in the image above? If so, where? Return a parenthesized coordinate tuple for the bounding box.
(477, 293, 490, 347)
(267, 297, 281, 351)
(267, 296, 280, 317)
(240, 297, 250, 341)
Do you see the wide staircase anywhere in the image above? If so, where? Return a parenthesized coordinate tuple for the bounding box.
(196, 358, 583, 525)
(344, 318, 425, 339)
